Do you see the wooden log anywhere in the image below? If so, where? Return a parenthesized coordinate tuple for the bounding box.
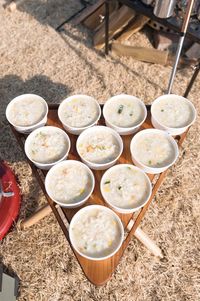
(185, 42, 200, 59)
(6, 0, 24, 12)
(94, 5, 136, 49)
(127, 219, 163, 258)
(20, 204, 52, 229)
(134, 227, 163, 258)
(112, 42, 169, 65)
(71, 0, 105, 26)
(117, 15, 150, 42)
(83, 1, 118, 30)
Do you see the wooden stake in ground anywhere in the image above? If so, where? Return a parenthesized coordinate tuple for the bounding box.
(94, 5, 136, 49)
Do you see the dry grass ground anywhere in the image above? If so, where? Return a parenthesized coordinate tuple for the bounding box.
(0, 1, 200, 300)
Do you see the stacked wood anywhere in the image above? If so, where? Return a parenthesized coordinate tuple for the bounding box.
(93, 5, 136, 49)
(117, 15, 149, 42)
(83, 1, 119, 30)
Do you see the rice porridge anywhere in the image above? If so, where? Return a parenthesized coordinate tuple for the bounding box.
(47, 162, 93, 204)
(59, 96, 99, 128)
(77, 130, 121, 164)
(102, 165, 149, 209)
(133, 132, 176, 168)
(8, 96, 46, 126)
(104, 97, 144, 127)
(28, 128, 69, 164)
(70, 208, 122, 257)
(152, 98, 194, 128)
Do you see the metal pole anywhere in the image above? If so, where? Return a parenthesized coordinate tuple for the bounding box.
(167, 34, 185, 93)
(167, 0, 195, 94)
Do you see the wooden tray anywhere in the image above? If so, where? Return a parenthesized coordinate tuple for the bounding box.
(11, 104, 188, 286)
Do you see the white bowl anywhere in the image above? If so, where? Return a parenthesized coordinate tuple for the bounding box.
(76, 126, 123, 170)
(151, 94, 196, 136)
(25, 126, 71, 170)
(69, 205, 124, 261)
(100, 164, 152, 214)
(103, 94, 147, 135)
(6, 94, 48, 133)
(130, 129, 179, 174)
(45, 160, 95, 208)
(58, 94, 101, 135)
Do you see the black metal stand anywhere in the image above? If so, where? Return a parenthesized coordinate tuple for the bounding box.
(184, 62, 200, 97)
(105, 0, 110, 55)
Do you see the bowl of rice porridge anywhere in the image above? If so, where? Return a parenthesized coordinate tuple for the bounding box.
(69, 205, 124, 260)
(25, 126, 71, 170)
(58, 95, 101, 135)
(130, 129, 179, 174)
(76, 126, 123, 170)
(6, 94, 48, 133)
(151, 94, 196, 135)
(101, 164, 152, 214)
(103, 94, 147, 135)
(45, 160, 95, 208)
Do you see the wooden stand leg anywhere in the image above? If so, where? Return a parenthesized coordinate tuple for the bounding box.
(134, 227, 163, 258)
(20, 204, 52, 229)
(127, 219, 163, 258)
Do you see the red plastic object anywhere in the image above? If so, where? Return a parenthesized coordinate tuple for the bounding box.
(0, 161, 21, 240)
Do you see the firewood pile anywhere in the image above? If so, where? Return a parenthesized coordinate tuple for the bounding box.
(79, 0, 200, 66)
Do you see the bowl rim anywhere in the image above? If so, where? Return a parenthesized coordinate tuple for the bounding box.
(6, 94, 48, 129)
(45, 160, 95, 207)
(69, 204, 124, 260)
(130, 128, 179, 171)
(151, 94, 197, 130)
(103, 94, 147, 131)
(76, 125, 123, 168)
(24, 126, 71, 167)
(100, 163, 152, 213)
(58, 94, 101, 131)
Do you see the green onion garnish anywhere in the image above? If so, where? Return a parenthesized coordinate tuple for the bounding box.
(118, 105, 124, 114)
(118, 185, 122, 190)
(104, 180, 110, 185)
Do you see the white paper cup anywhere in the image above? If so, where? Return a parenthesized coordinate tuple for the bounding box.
(76, 126, 123, 170)
(151, 94, 196, 136)
(130, 129, 179, 174)
(6, 94, 48, 133)
(25, 126, 71, 170)
(69, 205, 124, 261)
(45, 160, 95, 208)
(58, 95, 101, 135)
(103, 94, 147, 135)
